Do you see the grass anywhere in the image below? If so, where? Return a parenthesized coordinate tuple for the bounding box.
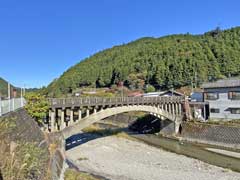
(0, 116, 17, 135)
(0, 141, 48, 180)
(114, 132, 138, 141)
(82, 124, 138, 142)
(78, 157, 88, 161)
(0, 115, 49, 180)
(64, 169, 101, 180)
(82, 124, 121, 136)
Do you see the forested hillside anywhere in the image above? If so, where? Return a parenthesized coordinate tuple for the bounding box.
(46, 27, 240, 97)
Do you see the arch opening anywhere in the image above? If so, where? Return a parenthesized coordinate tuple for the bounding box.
(61, 105, 181, 139)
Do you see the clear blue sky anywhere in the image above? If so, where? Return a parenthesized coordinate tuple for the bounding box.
(0, 0, 240, 88)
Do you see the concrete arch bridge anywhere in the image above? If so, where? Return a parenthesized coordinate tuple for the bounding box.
(47, 96, 187, 139)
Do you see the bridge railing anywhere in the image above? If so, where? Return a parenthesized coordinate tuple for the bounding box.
(48, 96, 185, 108)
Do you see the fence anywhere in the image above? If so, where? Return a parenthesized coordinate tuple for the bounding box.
(0, 98, 25, 116)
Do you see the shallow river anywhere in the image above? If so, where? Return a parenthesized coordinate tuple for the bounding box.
(131, 133, 240, 172)
(66, 128, 240, 173)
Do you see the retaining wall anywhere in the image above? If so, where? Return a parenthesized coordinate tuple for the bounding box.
(181, 122, 240, 149)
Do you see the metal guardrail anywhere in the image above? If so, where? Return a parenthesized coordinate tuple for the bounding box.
(48, 96, 185, 108)
(0, 98, 26, 116)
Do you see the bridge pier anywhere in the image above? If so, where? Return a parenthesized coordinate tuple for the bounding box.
(168, 103, 172, 114)
(175, 103, 179, 115)
(49, 109, 55, 132)
(86, 108, 90, 117)
(60, 108, 66, 130)
(178, 103, 182, 115)
(78, 109, 82, 121)
(174, 121, 181, 134)
(70, 108, 74, 125)
(93, 107, 97, 114)
(172, 103, 175, 115)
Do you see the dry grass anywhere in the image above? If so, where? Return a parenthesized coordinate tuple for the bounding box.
(64, 169, 101, 180)
(190, 119, 240, 127)
(48, 143, 58, 155)
(78, 157, 89, 161)
(114, 132, 138, 141)
(82, 124, 102, 133)
(0, 116, 49, 180)
(83, 125, 138, 142)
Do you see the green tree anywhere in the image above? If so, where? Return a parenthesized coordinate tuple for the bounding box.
(145, 84, 156, 93)
(43, 27, 240, 97)
(24, 93, 49, 124)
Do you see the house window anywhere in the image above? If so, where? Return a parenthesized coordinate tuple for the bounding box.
(230, 108, 240, 114)
(204, 93, 219, 100)
(210, 108, 220, 113)
(228, 91, 240, 100)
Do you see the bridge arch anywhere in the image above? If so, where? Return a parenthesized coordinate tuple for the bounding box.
(60, 105, 183, 139)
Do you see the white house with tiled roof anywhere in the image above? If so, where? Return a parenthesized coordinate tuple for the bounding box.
(202, 78, 240, 120)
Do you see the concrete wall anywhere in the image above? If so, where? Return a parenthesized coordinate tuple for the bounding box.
(204, 87, 240, 120)
(181, 122, 240, 149)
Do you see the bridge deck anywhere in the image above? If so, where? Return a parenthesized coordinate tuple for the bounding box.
(48, 96, 185, 108)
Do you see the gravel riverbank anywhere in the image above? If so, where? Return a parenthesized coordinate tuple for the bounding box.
(66, 136, 240, 180)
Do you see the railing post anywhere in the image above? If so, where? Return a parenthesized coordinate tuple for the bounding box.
(12, 98, 15, 111)
(0, 98, 2, 116)
(21, 97, 24, 107)
(8, 98, 11, 113)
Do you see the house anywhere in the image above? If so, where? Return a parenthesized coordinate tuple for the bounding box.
(202, 78, 240, 120)
(127, 91, 143, 97)
(143, 90, 184, 97)
(189, 91, 209, 121)
(190, 91, 203, 102)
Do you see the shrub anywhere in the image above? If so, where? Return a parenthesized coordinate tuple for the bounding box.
(145, 85, 155, 93)
(24, 93, 49, 124)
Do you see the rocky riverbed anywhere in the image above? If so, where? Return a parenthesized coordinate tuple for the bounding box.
(66, 136, 240, 180)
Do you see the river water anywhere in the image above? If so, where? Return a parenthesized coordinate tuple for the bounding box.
(131, 133, 240, 172)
